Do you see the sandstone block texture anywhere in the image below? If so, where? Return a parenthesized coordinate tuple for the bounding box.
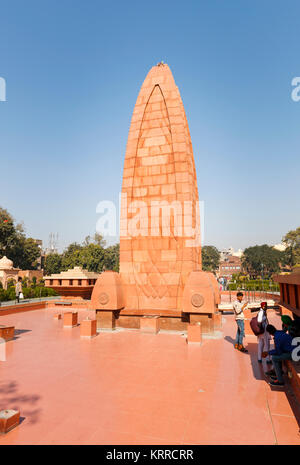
(63, 312, 78, 327)
(91, 63, 219, 327)
(120, 63, 202, 313)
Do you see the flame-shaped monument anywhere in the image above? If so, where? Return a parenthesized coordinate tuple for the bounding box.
(91, 63, 220, 333)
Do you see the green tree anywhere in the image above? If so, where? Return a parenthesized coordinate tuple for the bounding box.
(43, 236, 117, 275)
(18, 238, 40, 269)
(0, 207, 40, 269)
(83, 235, 91, 247)
(242, 244, 283, 278)
(0, 207, 16, 256)
(45, 253, 62, 275)
(61, 242, 82, 270)
(282, 227, 300, 267)
(93, 233, 106, 247)
(201, 246, 220, 272)
(104, 243, 119, 272)
(79, 243, 105, 272)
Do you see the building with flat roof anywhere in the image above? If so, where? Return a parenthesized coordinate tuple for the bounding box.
(218, 255, 242, 279)
(44, 266, 100, 299)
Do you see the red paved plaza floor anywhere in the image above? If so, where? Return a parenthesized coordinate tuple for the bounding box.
(0, 307, 299, 445)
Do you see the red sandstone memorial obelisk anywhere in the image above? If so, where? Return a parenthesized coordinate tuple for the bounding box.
(91, 63, 220, 332)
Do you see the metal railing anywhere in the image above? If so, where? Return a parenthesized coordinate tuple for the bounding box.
(227, 289, 280, 303)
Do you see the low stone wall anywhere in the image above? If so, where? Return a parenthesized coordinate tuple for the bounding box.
(0, 301, 47, 316)
(0, 298, 92, 317)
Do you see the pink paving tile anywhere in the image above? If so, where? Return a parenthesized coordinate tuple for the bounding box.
(271, 414, 300, 445)
(266, 389, 299, 418)
(0, 307, 299, 445)
(83, 428, 178, 446)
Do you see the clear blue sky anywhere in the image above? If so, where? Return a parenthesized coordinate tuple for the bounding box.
(0, 0, 299, 252)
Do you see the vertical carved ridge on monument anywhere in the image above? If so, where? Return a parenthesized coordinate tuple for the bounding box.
(131, 82, 176, 307)
(130, 85, 155, 309)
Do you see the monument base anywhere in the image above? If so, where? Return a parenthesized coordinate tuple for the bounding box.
(91, 270, 221, 334)
(95, 310, 221, 333)
(140, 316, 160, 334)
(96, 310, 117, 330)
(187, 323, 202, 344)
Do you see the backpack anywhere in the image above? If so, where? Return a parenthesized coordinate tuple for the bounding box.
(250, 315, 264, 336)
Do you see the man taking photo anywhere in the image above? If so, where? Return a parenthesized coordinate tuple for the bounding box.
(233, 291, 249, 353)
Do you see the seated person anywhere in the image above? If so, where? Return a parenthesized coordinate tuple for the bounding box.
(281, 315, 300, 338)
(263, 324, 293, 386)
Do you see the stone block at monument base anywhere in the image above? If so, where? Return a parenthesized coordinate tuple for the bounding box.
(140, 316, 160, 334)
(80, 318, 97, 338)
(63, 312, 78, 327)
(0, 410, 20, 434)
(91, 271, 125, 331)
(187, 323, 202, 344)
(0, 326, 15, 341)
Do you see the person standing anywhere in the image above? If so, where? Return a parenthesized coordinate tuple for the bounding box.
(233, 291, 248, 352)
(257, 302, 271, 364)
(15, 277, 23, 303)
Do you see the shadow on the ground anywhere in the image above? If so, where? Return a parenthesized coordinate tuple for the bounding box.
(11, 328, 32, 341)
(246, 342, 300, 429)
(224, 335, 240, 345)
(246, 342, 267, 381)
(224, 335, 264, 379)
(14, 329, 31, 336)
(224, 336, 271, 380)
(0, 380, 41, 425)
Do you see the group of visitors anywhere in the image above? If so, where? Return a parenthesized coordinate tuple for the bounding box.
(233, 291, 300, 387)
